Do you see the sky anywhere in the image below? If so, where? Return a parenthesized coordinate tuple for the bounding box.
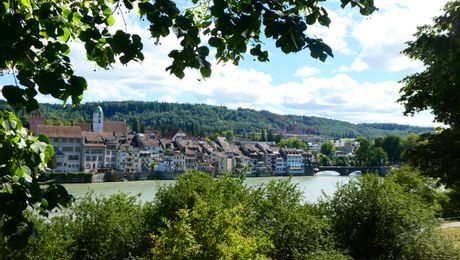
(0, 0, 450, 126)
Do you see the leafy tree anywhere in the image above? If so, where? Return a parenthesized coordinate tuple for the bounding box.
(354, 137, 388, 166)
(368, 146, 388, 166)
(354, 137, 371, 166)
(401, 133, 419, 160)
(0, 111, 72, 252)
(261, 129, 267, 142)
(320, 141, 335, 156)
(318, 154, 332, 166)
(277, 137, 309, 149)
(375, 135, 402, 164)
(275, 133, 283, 143)
(266, 129, 275, 142)
(250, 184, 337, 259)
(1, 0, 377, 111)
(326, 174, 459, 259)
(399, 1, 460, 190)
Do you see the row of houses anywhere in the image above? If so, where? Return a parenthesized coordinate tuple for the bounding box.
(29, 106, 355, 177)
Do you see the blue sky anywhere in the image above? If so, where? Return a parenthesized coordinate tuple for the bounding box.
(0, 0, 449, 126)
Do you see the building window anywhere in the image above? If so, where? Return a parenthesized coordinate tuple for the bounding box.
(75, 147, 81, 152)
(68, 155, 79, 161)
(53, 138, 60, 143)
(86, 156, 91, 161)
(61, 138, 68, 143)
(62, 147, 73, 152)
(92, 156, 97, 161)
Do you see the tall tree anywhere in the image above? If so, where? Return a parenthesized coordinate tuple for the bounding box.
(320, 141, 335, 156)
(375, 136, 402, 164)
(261, 129, 267, 142)
(399, 1, 460, 189)
(267, 129, 275, 142)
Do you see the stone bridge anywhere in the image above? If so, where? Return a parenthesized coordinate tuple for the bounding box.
(306, 166, 392, 176)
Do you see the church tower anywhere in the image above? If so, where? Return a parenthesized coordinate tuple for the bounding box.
(93, 106, 104, 132)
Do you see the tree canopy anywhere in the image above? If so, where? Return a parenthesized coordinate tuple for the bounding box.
(400, 1, 460, 190)
(0, 0, 377, 112)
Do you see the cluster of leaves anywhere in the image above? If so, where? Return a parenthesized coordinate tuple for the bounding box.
(7, 170, 460, 259)
(277, 137, 309, 149)
(1, 0, 376, 112)
(0, 111, 71, 252)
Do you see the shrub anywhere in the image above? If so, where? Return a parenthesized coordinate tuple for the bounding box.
(326, 174, 458, 259)
(246, 179, 337, 258)
(23, 193, 152, 259)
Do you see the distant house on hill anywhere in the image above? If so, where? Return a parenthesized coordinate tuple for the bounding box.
(163, 128, 187, 142)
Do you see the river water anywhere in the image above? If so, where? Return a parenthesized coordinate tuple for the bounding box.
(63, 171, 358, 204)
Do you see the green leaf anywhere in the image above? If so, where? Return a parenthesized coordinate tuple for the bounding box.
(107, 15, 115, 26)
(200, 66, 212, 78)
(30, 141, 48, 154)
(20, 0, 31, 9)
(318, 15, 331, 27)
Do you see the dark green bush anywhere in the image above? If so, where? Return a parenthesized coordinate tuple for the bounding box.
(246, 179, 337, 258)
(326, 174, 459, 259)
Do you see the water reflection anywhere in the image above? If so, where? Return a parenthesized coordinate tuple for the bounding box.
(315, 171, 341, 176)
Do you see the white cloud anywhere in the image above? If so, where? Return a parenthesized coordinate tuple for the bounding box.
(351, 0, 448, 72)
(295, 66, 321, 77)
(309, 9, 354, 55)
(338, 58, 369, 72)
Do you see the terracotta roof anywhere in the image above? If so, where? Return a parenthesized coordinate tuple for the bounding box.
(73, 122, 92, 131)
(82, 131, 104, 143)
(83, 143, 105, 147)
(104, 121, 127, 133)
(99, 132, 117, 141)
(163, 128, 186, 139)
(37, 125, 82, 138)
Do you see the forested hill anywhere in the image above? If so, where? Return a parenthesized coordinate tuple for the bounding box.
(0, 100, 433, 138)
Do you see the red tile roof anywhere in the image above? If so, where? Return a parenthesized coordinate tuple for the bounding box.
(37, 125, 82, 138)
(104, 121, 127, 133)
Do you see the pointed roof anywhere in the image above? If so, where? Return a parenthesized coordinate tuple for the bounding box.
(95, 106, 103, 113)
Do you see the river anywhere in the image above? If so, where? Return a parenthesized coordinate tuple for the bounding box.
(63, 171, 359, 204)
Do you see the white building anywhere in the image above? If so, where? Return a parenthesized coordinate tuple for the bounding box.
(281, 149, 305, 175)
(37, 125, 83, 172)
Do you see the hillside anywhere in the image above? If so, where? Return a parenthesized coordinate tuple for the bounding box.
(0, 100, 433, 138)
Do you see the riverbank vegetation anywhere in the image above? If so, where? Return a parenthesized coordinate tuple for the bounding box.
(2, 170, 459, 259)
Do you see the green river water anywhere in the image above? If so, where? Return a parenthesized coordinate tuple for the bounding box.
(63, 172, 357, 203)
